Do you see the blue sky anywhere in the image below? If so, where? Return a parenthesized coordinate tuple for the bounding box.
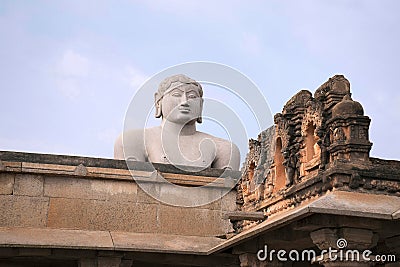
(0, 0, 399, 162)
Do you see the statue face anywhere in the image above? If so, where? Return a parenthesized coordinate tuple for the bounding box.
(161, 84, 203, 124)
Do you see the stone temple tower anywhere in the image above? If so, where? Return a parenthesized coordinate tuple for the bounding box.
(328, 94, 372, 162)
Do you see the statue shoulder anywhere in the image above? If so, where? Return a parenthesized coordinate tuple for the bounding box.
(215, 137, 240, 161)
(113, 129, 148, 161)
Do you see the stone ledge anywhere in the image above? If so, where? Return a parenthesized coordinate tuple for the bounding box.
(0, 227, 114, 250)
(111, 231, 223, 254)
(209, 190, 400, 254)
(0, 151, 241, 187)
(0, 151, 241, 179)
(308, 190, 400, 220)
(0, 227, 223, 255)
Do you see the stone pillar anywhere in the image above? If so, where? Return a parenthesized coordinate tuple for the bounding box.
(310, 227, 378, 266)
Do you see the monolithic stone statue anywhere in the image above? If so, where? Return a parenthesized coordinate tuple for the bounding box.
(114, 74, 240, 170)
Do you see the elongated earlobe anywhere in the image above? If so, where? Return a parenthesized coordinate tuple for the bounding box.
(154, 93, 162, 118)
(197, 98, 204, 123)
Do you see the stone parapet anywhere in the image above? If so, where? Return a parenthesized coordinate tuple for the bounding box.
(0, 151, 240, 238)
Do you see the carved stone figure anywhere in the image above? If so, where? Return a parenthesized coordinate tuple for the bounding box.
(333, 127, 346, 143)
(313, 135, 321, 157)
(283, 150, 297, 186)
(114, 74, 240, 170)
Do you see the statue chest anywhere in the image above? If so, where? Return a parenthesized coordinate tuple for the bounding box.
(145, 136, 217, 168)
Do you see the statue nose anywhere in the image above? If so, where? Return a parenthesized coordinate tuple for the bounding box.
(180, 94, 189, 105)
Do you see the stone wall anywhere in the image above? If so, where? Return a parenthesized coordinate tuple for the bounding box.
(0, 151, 239, 237)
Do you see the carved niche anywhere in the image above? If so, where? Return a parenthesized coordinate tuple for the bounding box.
(240, 139, 261, 205)
(273, 114, 292, 191)
(300, 100, 323, 176)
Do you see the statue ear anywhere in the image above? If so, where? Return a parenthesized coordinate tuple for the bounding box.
(155, 92, 162, 118)
(196, 98, 204, 123)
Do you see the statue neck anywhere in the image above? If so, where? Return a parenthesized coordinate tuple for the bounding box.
(161, 119, 197, 136)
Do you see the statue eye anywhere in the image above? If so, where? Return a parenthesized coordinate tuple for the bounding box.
(171, 92, 182, 97)
(187, 94, 198, 99)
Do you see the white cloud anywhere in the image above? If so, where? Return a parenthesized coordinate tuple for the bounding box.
(51, 46, 149, 101)
(53, 49, 91, 100)
(57, 49, 90, 77)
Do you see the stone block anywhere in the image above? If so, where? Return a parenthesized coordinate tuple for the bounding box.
(197, 198, 222, 210)
(13, 174, 43, 196)
(0, 173, 14, 195)
(47, 198, 158, 233)
(158, 183, 223, 209)
(0, 195, 49, 227)
(136, 183, 161, 204)
(44, 176, 137, 202)
(221, 189, 238, 211)
(158, 205, 229, 236)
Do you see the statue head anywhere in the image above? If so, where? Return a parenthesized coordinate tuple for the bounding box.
(155, 74, 204, 123)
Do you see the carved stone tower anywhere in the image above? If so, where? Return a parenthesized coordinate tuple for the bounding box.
(327, 94, 372, 162)
(237, 74, 376, 227)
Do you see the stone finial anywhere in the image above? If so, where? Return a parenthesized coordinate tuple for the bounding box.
(314, 75, 350, 99)
(330, 74, 350, 93)
(331, 94, 364, 117)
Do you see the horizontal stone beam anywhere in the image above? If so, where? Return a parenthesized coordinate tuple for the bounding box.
(223, 211, 266, 221)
